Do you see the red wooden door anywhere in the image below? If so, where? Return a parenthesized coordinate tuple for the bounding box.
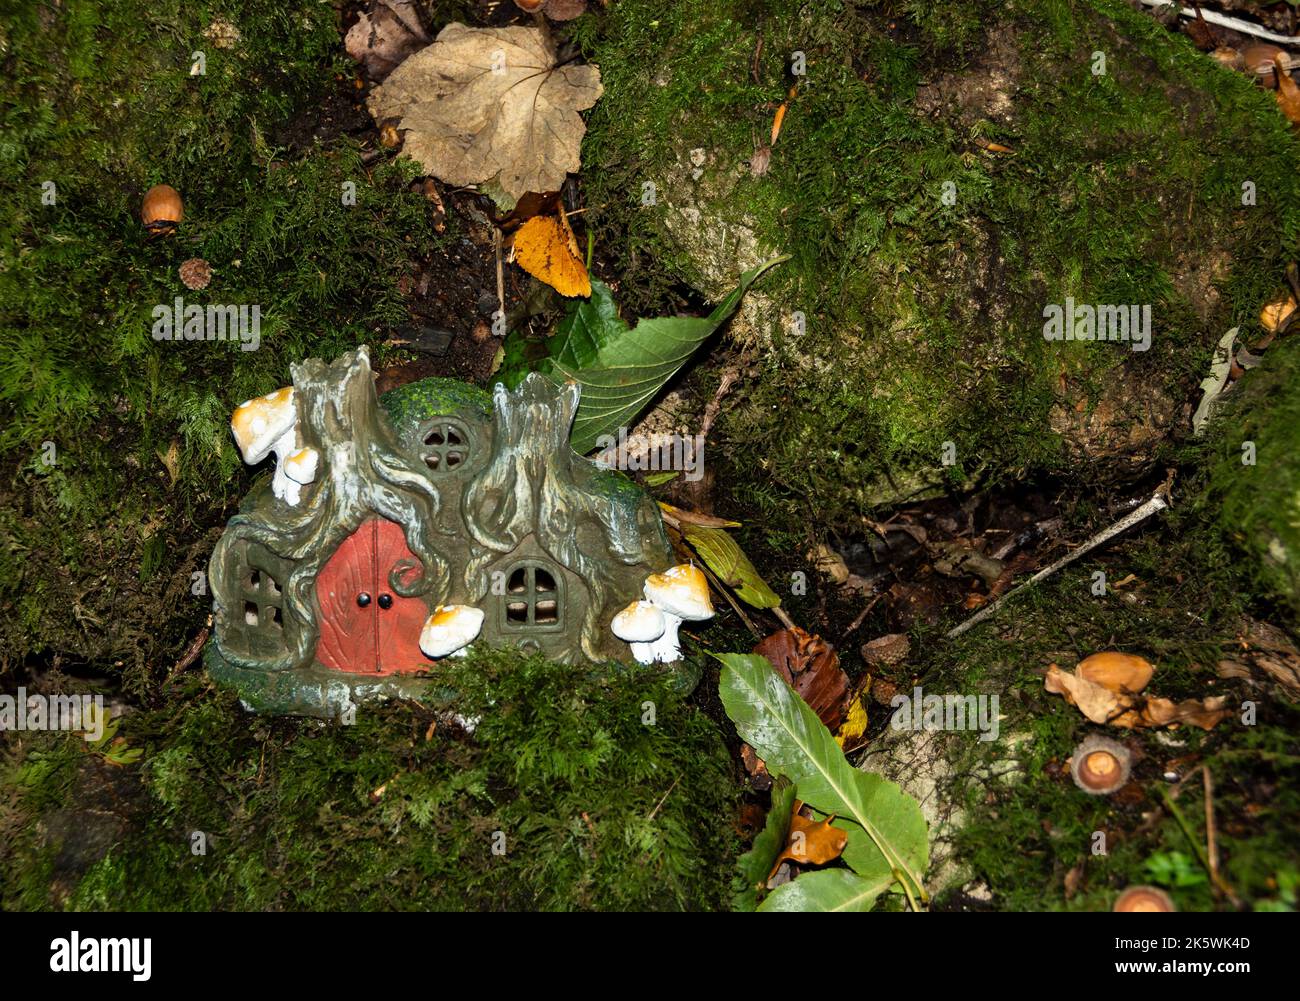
(315, 518, 430, 674)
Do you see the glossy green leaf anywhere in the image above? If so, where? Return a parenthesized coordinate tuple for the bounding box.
(734, 775, 796, 912)
(757, 868, 894, 912)
(541, 257, 787, 453)
(683, 523, 782, 609)
(717, 653, 929, 904)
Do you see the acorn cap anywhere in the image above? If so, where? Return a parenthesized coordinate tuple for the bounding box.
(419, 605, 485, 659)
(1114, 886, 1176, 912)
(283, 446, 318, 485)
(643, 564, 713, 621)
(231, 387, 296, 464)
(1070, 734, 1132, 795)
(611, 600, 667, 643)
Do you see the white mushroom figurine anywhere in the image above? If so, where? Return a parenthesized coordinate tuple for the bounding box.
(611, 600, 668, 665)
(419, 605, 485, 659)
(613, 563, 714, 664)
(231, 387, 317, 505)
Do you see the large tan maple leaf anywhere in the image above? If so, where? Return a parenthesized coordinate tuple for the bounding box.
(368, 23, 602, 202)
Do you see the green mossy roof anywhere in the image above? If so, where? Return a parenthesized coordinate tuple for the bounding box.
(381, 376, 495, 443)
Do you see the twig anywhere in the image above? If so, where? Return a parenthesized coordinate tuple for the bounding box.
(1203, 765, 1220, 892)
(646, 776, 681, 821)
(945, 490, 1169, 640)
(493, 227, 505, 329)
(165, 622, 211, 685)
(1139, 0, 1300, 45)
(695, 559, 762, 639)
(842, 591, 884, 642)
(1160, 779, 1242, 907)
(699, 366, 740, 441)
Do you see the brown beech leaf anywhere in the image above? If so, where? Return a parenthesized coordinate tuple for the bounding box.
(768, 800, 848, 881)
(368, 23, 602, 202)
(753, 627, 850, 731)
(1274, 56, 1300, 125)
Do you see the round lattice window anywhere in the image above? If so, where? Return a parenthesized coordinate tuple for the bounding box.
(421, 419, 470, 473)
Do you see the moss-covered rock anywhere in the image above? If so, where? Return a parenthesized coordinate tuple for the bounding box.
(580, 0, 1300, 533)
(1205, 335, 1300, 618)
(4, 648, 738, 910)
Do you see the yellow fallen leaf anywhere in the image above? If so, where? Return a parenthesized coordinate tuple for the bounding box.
(512, 206, 591, 298)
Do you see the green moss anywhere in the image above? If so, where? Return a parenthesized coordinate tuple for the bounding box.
(904, 516, 1300, 911)
(0, 0, 444, 672)
(5, 648, 738, 911)
(580, 0, 1300, 535)
(1203, 335, 1300, 618)
(381, 377, 495, 442)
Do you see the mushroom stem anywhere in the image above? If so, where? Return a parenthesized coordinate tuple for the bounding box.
(647, 613, 684, 663)
(628, 640, 658, 664)
(269, 426, 302, 504)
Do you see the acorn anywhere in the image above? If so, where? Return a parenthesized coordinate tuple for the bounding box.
(141, 184, 183, 236)
(1070, 734, 1132, 795)
(1113, 886, 1176, 912)
(179, 258, 212, 291)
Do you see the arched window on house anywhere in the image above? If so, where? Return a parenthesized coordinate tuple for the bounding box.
(502, 560, 563, 632)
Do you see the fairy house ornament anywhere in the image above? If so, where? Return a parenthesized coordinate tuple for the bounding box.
(205, 347, 710, 716)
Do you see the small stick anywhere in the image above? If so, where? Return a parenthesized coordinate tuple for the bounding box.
(1139, 1, 1300, 45)
(647, 776, 681, 822)
(1203, 765, 1220, 891)
(945, 491, 1168, 639)
(842, 591, 884, 641)
(494, 227, 505, 327)
(1161, 779, 1242, 907)
(696, 558, 762, 639)
(165, 622, 211, 685)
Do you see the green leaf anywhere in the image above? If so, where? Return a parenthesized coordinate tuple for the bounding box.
(683, 524, 782, 609)
(643, 471, 679, 487)
(758, 868, 894, 912)
(717, 653, 929, 904)
(541, 257, 787, 453)
(734, 775, 796, 912)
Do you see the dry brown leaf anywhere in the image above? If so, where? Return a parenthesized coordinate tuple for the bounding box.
(1045, 663, 1136, 726)
(1274, 56, 1300, 124)
(368, 23, 602, 202)
(1045, 662, 1230, 731)
(657, 501, 741, 529)
(768, 800, 848, 880)
(753, 627, 850, 731)
(345, 1, 430, 81)
(1138, 696, 1231, 731)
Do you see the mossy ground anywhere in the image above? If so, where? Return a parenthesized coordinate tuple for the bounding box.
(0, 0, 443, 677)
(3, 648, 737, 910)
(579, 0, 1300, 536)
(2, 0, 1298, 911)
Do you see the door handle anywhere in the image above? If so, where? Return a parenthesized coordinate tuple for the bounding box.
(377, 593, 393, 610)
